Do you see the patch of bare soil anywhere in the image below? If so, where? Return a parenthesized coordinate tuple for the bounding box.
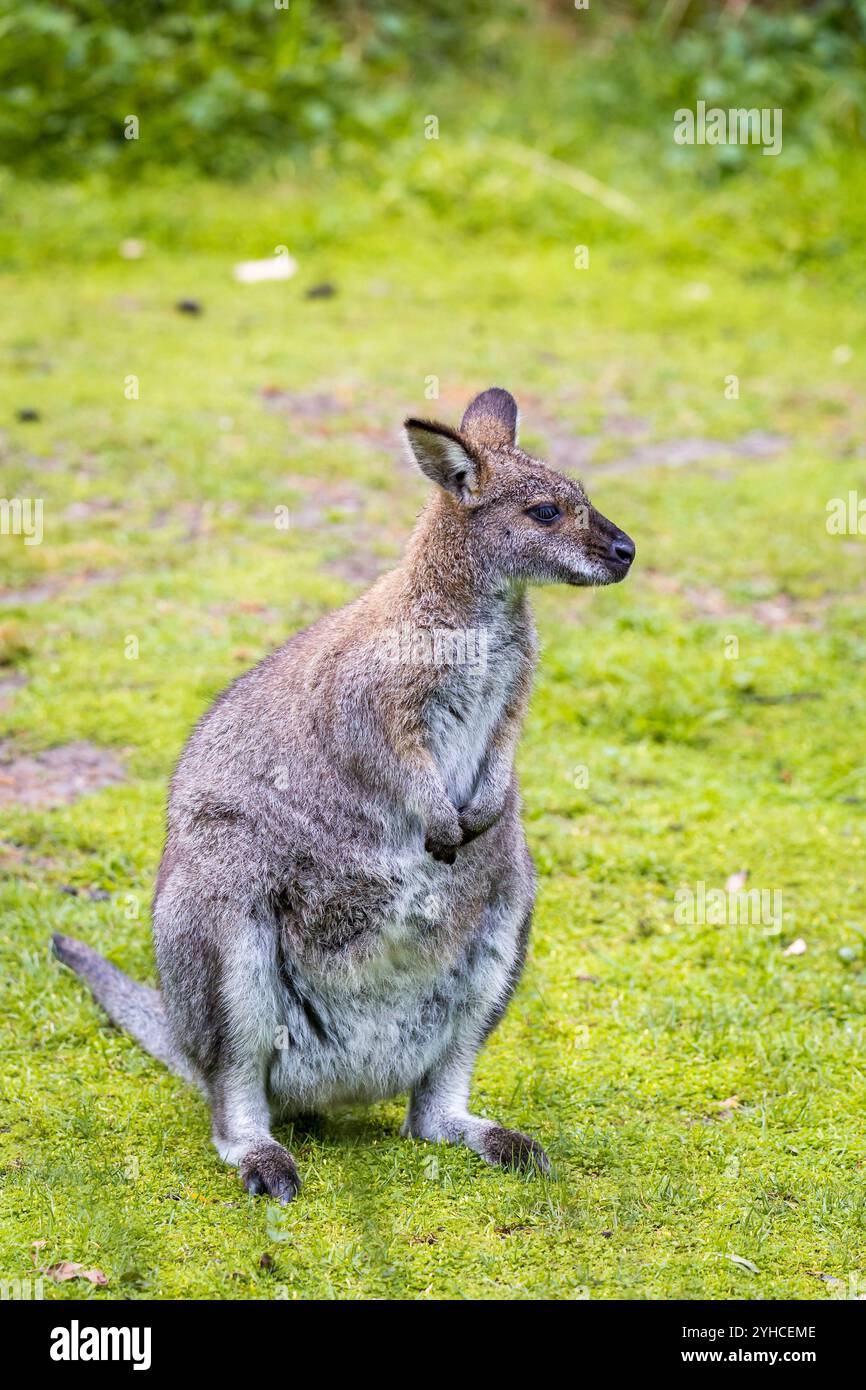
(63, 499, 125, 523)
(531, 426, 601, 473)
(645, 571, 865, 630)
(0, 570, 118, 608)
(0, 741, 126, 807)
(288, 477, 370, 523)
(149, 500, 250, 541)
(208, 600, 283, 623)
(0, 839, 56, 872)
(321, 547, 395, 585)
(596, 430, 788, 476)
(259, 387, 347, 419)
(259, 384, 416, 461)
(527, 398, 787, 477)
(0, 581, 66, 606)
(0, 673, 27, 706)
(249, 477, 375, 532)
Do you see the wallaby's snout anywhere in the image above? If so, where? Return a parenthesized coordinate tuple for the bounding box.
(404, 387, 635, 590)
(611, 531, 636, 570)
(580, 503, 636, 587)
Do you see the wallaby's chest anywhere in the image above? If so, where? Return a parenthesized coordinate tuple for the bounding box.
(424, 633, 525, 805)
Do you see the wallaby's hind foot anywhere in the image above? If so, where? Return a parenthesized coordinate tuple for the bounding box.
(239, 1141, 301, 1204)
(404, 1108, 550, 1178)
(404, 1052, 550, 1179)
(481, 1125, 550, 1175)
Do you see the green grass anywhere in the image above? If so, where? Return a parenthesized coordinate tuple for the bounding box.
(1, 121, 866, 1300)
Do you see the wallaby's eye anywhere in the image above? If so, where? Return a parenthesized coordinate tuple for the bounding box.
(527, 504, 560, 524)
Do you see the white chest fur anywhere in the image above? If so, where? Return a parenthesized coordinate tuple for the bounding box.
(425, 623, 524, 806)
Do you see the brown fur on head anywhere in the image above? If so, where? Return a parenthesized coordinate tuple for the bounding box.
(404, 387, 635, 588)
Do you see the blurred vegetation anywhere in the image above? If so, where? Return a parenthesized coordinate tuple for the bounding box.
(2, 145, 865, 1299)
(0, 1, 863, 179)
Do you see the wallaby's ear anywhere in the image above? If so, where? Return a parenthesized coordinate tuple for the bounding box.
(460, 387, 518, 451)
(403, 418, 481, 502)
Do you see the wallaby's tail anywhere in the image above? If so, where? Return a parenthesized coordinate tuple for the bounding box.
(52, 934, 196, 1085)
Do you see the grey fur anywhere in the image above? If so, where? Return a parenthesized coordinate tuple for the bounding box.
(53, 388, 634, 1202)
(51, 933, 195, 1084)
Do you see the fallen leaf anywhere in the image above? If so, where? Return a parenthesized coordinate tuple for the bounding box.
(725, 870, 749, 893)
(44, 1261, 108, 1286)
(715, 1252, 759, 1274)
(234, 255, 297, 284)
(783, 937, 807, 957)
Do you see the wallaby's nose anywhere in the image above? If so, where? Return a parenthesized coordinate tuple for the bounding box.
(611, 532, 635, 567)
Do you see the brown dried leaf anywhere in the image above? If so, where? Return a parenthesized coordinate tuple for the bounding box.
(44, 1261, 108, 1286)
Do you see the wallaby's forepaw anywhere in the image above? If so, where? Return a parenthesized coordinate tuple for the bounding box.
(458, 802, 504, 846)
(240, 1141, 301, 1204)
(424, 803, 462, 863)
(424, 834, 459, 864)
(482, 1126, 550, 1175)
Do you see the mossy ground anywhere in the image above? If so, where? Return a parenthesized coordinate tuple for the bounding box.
(1, 126, 865, 1299)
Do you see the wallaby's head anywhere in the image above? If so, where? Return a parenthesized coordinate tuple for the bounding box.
(404, 387, 635, 588)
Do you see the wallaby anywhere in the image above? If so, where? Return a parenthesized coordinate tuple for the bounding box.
(54, 387, 634, 1202)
